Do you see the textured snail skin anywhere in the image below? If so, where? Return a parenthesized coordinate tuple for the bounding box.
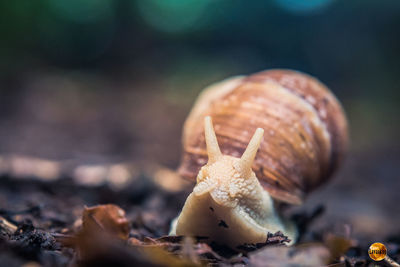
(178, 69, 348, 205)
(170, 117, 297, 247)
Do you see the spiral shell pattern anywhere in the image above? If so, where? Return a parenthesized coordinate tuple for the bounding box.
(179, 69, 348, 204)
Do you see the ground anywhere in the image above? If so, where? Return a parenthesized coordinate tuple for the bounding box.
(0, 153, 399, 266)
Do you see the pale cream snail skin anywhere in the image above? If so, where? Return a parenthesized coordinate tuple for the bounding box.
(170, 116, 297, 246)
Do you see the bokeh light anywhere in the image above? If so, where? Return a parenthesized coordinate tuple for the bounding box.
(37, 0, 117, 63)
(274, 0, 334, 14)
(135, 0, 212, 33)
(47, 0, 115, 24)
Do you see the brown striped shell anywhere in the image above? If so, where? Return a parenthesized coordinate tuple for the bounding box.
(178, 69, 348, 205)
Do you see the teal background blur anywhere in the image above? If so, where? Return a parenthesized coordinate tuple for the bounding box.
(0, 0, 399, 242)
(0, 0, 399, 164)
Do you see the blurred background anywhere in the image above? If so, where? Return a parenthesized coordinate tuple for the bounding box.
(0, 0, 399, 242)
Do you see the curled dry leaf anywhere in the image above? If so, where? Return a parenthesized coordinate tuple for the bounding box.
(56, 204, 131, 252)
(82, 204, 130, 240)
(59, 205, 203, 266)
(324, 232, 355, 262)
(56, 204, 133, 264)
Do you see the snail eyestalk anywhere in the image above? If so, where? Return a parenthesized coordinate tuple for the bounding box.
(235, 127, 264, 178)
(204, 116, 222, 163)
(170, 116, 298, 247)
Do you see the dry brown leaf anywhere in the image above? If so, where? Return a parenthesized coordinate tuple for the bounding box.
(324, 232, 355, 261)
(82, 204, 130, 240)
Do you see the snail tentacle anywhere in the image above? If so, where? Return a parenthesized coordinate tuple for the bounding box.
(204, 116, 222, 163)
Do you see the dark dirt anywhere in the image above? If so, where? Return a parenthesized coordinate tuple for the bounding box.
(0, 155, 399, 266)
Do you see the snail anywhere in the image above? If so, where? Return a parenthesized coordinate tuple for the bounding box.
(170, 69, 348, 247)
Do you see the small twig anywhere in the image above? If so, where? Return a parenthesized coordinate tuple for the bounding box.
(384, 255, 400, 267)
(0, 216, 18, 236)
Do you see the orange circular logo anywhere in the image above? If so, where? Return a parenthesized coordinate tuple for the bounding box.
(368, 242, 387, 261)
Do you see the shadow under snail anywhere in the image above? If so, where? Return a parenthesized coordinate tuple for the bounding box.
(170, 69, 348, 247)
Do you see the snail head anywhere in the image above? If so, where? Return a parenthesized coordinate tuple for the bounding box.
(193, 116, 264, 207)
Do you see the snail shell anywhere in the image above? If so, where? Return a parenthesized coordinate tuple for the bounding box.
(178, 69, 348, 205)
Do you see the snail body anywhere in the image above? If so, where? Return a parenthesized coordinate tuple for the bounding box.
(170, 117, 297, 245)
(171, 69, 348, 247)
